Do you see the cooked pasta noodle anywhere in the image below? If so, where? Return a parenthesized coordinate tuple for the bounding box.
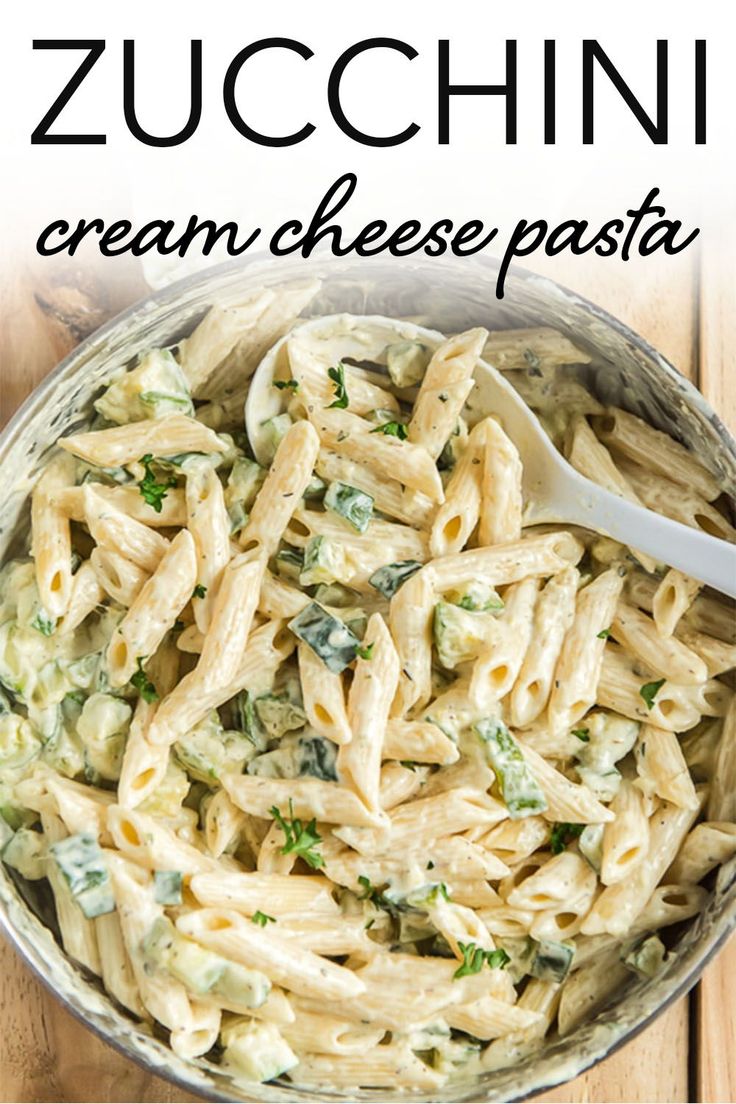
(1, 297, 733, 1094)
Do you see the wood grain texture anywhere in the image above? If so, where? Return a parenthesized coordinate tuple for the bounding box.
(0, 245, 731, 1104)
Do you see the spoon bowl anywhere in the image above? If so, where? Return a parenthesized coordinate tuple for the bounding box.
(247, 312, 736, 597)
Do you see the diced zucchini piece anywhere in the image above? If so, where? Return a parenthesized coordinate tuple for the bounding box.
(221, 1020, 298, 1082)
(433, 601, 499, 669)
(235, 690, 268, 751)
(576, 711, 639, 801)
(496, 936, 536, 984)
(303, 474, 326, 500)
(344, 611, 368, 641)
(324, 481, 374, 533)
(76, 693, 132, 782)
(248, 734, 338, 782)
(530, 939, 575, 983)
(384, 341, 432, 387)
(95, 349, 193, 424)
(578, 823, 605, 872)
(299, 536, 347, 587)
(261, 413, 292, 464)
(213, 962, 271, 1008)
(153, 869, 183, 905)
(0, 780, 36, 832)
(313, 582, 361, 608)
(297, 735, 338, 781)
(254, 695, 307, 740)
(445, 580, 505, 612)
(168, 935, 226, 994)
(369, 560, 422, 599)
(0, 714, 42, 771)
(288, 602, 359, 674)
(274, 547, 303, 583)
(50, 832, 115, 918)
(475, 718, 547, 819)
(623, 934, 667, 979)
(175, 711, 257, 783)
(225, 457, 266, 512)
(2, 827, 46, 879)
(227, 501, 248, 535)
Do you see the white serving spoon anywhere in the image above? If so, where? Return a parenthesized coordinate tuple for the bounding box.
(246, 314, 736, 598)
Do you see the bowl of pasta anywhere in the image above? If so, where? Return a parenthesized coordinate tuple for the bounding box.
(0, 255, 734, 1103)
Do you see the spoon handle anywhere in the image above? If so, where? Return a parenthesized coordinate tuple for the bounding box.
(550, 477, 736, 599)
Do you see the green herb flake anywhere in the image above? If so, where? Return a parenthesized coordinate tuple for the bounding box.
(327, 363, 349, 409)
(572, 727, 590, 742)
(400, 760, 418, 772)
(131, 657, 159, 703)
(251, 910, 276, 927)
(138, 454, 176, 514)
(270, 801, 323, 869)
(549, 822, 585, 855)
(640, 678, 666, 710)
(31, 610, 56, 637)
(273, 379, 299, 392)
(453, 941, 510, 980)
(192, 583, 207, 600)
(356, 642, 375, 661)
(370, 420, 408, 440)
(597, 628, 612, 640)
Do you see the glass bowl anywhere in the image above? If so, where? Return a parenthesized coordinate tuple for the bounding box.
(0, 254, 734, 1103)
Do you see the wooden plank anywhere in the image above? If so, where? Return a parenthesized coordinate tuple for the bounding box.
(695, 237, 736, 1104)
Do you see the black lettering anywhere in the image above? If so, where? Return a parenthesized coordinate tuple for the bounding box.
(438, 39, 517, 144)
(171, 216, 260, 256)
(97, 220, 133, 254)
(622, 187, 664, 260)
(270, 173, 356, 256)
(451, 220, 498, 255)
(224, 39, 314, 147)
(638, 220, 700, 256)
(695, 40, 706, 144)
(31, 40, 106, 145)
(328, 39, 419, 146)
(592, 219, 624, 256)
(496, 219, 547, 298)
(544, 40, 556, 144)
(583, 40, 668, 144)
(36, 220, 72, 255)
(123, 40, 202, 147)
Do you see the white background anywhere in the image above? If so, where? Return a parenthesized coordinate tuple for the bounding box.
(1, 0, 733, 282)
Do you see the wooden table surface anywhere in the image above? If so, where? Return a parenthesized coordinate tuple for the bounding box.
(0, 243, 734, 1104)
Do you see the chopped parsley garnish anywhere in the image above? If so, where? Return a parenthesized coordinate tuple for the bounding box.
(273, 379, 299, 392)
(400, 760, 418, 772)
(192, 583, 207, 599)
(572, 727, 590, 743)
(427, 860, 435, 870)
(597, 628, 612, 640)
(357, 874, 394, 911)
(270, 801, 323, 869)
(138, 454, 176, 514)
(251, 910, 276, 927)
(640, 678, 666, 710)
(550, 822, 585, 854)
(327, 363, 349, 409)
(370, 420, 408, 440)
(356, 642, 375, 661)
(453, 942, 510, 980)
(131, 657, 158, 703)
